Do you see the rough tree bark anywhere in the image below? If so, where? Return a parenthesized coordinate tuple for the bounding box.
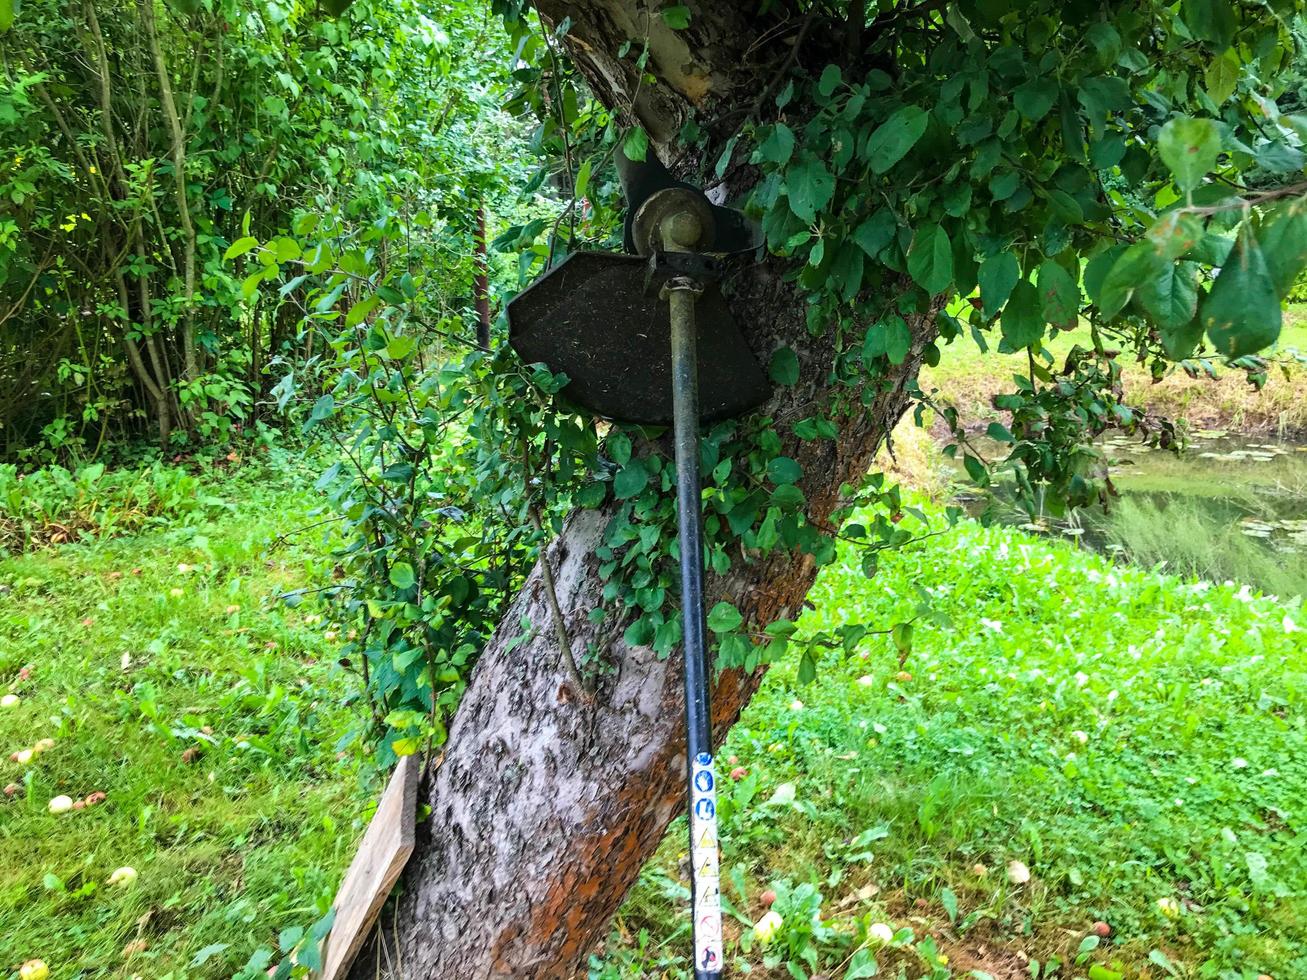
(350, 3, 933, 976)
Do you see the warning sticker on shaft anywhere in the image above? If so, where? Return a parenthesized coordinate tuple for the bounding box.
(690, 751, 722, 973)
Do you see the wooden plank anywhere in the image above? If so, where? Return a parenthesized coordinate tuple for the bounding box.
(319, 753, 419, 980)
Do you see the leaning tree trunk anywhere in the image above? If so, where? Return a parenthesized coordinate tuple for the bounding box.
(351, 2, 932, 975)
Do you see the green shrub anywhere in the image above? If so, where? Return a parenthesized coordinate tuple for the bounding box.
(0, 461, 226, 552)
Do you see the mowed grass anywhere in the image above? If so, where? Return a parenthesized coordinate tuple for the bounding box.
(598, 511, 1307, 980)
(922, 305, 1307, 438)
(3, 461, 1304, 980)
(0, 467, 367, 978)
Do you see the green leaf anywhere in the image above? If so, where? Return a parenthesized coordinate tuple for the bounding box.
(757, 123, 796, 166)
(767, 456, 802, 485)
(310, 394, 335, 421)
(818, 64, 842, 98)
(707, 602, 743, 634)
(1013, 81, 1056, 122)
(660, 4, 690, 29)
(852, 210, 897, 258)
(1001, 280, 1043, 348)
(940, 886, 958, 923)
(613, 461, 650, 499)
(769, 347, 800, 385)
(979, 252, 1020, 317)
(1145, 212, 1204, 261)
(1098, 242, 1165, 319)
(0, 0, 17, 31)
(1203, 227, 1282, 357)
(224, 236, 259, 261)
(1205, 49, 1240, 104)
(796, 649, 817, 684)
(1158, 116, 1221, 192)
(864, 105, 929, 175)
(1083, 244, 1127, 306)
(575, 482, 607, 508)
(388, 562, 415, 590)
(1182, 0, 1237, 50)
(786, 156, 835, 224)
(1138, 261, 1198, 330)
(1036, 260, 1080, 327)
(191, 943, 230, 967)
(385, 336, 416, 360)
(986, 422, 1014, 443)
(1159, 317, 1206, 362)
(884, 315, 912, 365)
(574, 157, 592, 199)
(907, 224, 953, 295)
(622, 127, 649, 163)
(845, 948, 878, 979)
(1256, 206, 1307, 297)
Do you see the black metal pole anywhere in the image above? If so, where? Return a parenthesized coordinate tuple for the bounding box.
(666, 277, 724, 979)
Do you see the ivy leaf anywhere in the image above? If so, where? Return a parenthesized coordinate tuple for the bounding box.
(907, 224, 953, 295)
(389, 562, 415, 590)
(885, 315, 912, 365)
(769, 347, 800, 385)
(622, 126, 649, 163)
(660, 4, 690, 29)
(1158, 116, 1221, 192)
(1001, 280, 1043, 348)
(1138, 261, 1199, 330)
(1182, 0, 1237, 50)
(707, 602, 743, 634)
(785, 155, 835, 224)
(613, 461, 650, 499)
(575, 482, 607, 508)
(1203, 227, 1282, 357)
(1036, 259, 1080, 327)
(757, 123, 795, 166)
(979, 252, 1020, 317)
(767, 456, 802, 485)
(863, 105, 929, 175)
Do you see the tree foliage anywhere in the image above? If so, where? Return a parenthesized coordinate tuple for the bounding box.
(0, 0, 493, 459)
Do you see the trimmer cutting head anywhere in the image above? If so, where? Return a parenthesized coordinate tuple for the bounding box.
(506, 151, 769, 427)
(507, 251, 769, 426)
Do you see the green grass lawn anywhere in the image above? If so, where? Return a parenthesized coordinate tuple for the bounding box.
(597, 510, 1306, 980)
(3, 465, 1304, 980)
(0, 465, 367, 979)
(922, 305, 1307, 438)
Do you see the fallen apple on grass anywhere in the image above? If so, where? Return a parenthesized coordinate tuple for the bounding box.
(108, 866, 138, 887)
(19, 959, 48, 980)
(48, 795, 74, 814)
(868, 922, 894, 945)
(753, 909, 783, 944)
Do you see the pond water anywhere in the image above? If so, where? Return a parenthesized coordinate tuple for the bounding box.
(952, 430, 1307, 598)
